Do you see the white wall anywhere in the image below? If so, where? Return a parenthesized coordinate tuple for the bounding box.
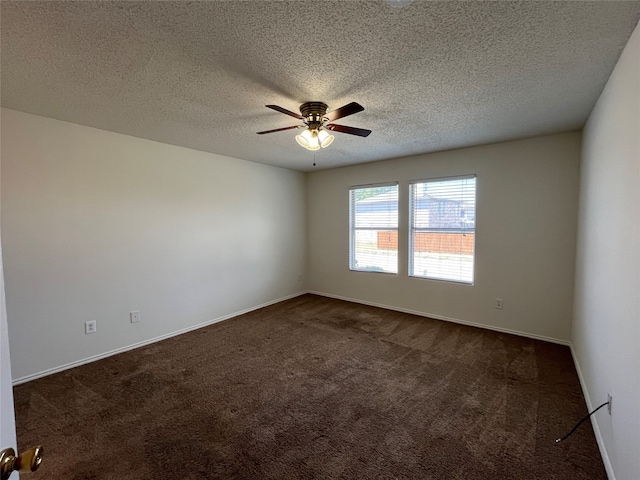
(1, 199, 18, 466)
(307, 133, 581, 342)
(572, 22, 640, 480)
(1, 109, 307, 382)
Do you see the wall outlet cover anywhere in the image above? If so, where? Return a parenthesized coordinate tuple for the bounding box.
(85, 320, 97, 334)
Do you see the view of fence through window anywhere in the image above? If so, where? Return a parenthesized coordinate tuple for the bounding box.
(349, 183, 399, 273)
(349, 177, 476, 282)
(409, 176, 476, 283)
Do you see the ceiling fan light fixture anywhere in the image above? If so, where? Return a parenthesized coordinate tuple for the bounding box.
(296, 128, 323, 151)
(295, 133, 309, 148)
(295, 129, 314, 148)
(308, 131, 321, 150)
(318, 129, 334, 148)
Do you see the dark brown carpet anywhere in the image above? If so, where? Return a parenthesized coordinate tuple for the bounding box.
(14, 294, 605, 479)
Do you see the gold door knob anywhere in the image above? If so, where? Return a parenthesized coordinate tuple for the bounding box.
(0, 446, 43, 480)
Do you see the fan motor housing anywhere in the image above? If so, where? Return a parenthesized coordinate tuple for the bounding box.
(300, 102, 328, 119)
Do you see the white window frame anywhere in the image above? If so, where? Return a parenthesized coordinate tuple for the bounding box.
(409, 175, 476, 284)
(349, 182, 399, 274)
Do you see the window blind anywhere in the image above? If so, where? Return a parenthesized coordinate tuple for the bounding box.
(349, 183, 399, 274)
(409, 176, 476, 283)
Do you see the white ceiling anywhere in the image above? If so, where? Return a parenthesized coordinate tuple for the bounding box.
(2, 1, 639, 172)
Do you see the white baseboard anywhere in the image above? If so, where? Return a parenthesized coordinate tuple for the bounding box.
(306, 290, 571, 346)
(569, 344, 615, 480)
(12, 291, 307, 386)
(14, 289, 570, 384)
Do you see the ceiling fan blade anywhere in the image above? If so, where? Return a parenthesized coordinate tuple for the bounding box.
(326, 124, 372, 137)
(324, 102, 364, 122)
(257, 125, 304, 135)
(265, 104, 303, 119)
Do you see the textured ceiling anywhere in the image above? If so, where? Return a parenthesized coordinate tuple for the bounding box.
(2, 1, 639, 172)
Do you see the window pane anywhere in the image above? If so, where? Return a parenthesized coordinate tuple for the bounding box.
(350, 184, 398, 274)
(412, 233, 474, 282)
(410, 177, 476, 283)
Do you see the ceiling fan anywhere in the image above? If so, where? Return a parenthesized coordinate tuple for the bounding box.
(257, 101, 371, 151)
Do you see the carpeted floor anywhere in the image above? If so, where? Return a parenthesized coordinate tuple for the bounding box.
(14, 294, 605, 479)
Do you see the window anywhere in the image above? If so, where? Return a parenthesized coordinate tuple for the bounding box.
(409, 176, 476, 283)
(349, 183, 398, 274)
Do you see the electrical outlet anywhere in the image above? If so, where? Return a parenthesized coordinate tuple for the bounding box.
(607, 393, 612, 415)
(85, 320, 97, 335)
(130, 310, 140, 323)
(495, 298, 504, 309)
